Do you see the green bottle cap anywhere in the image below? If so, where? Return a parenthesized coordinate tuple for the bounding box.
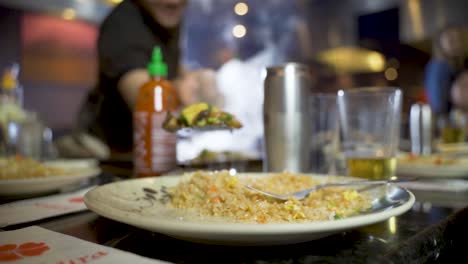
(147, 47, 168, 77)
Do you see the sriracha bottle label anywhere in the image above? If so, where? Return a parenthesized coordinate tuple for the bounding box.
(134, 111, 176, 176)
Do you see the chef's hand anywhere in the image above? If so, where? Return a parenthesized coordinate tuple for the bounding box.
(175, 69, 224, 107)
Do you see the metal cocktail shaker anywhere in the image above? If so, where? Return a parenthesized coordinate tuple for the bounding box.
(409, 103, 432, 155)
(263, 63, 313, 172)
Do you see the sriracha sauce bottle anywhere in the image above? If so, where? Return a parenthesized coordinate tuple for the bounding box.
(133, 47, 179, 177)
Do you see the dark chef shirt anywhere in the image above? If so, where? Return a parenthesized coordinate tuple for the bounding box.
(81, 0, 180, 152)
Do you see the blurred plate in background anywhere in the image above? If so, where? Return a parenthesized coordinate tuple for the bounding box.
(0, 159, 100, 197)
(397, 153, 468, 178)
(436, 142, 468, 155)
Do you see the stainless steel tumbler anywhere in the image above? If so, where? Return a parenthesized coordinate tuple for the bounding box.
(409, 103, 432, 155)
(263, 63, 313, 172)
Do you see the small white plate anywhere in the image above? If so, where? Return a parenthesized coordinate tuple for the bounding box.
(85, 173, 414, 246)
(0, 159, 101, 196)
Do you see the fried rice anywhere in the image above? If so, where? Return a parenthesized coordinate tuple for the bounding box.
(0, 156, 66, 179)
(170, 171, 372, 224)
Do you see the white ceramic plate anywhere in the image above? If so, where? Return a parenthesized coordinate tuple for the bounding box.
(85, 173, 414, 246)
(0, 159, 101, 196)
(397, 155, 468, 178)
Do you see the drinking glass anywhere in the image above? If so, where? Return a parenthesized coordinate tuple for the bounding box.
(1, 113, 57, 160)
(337, 87, 402, 179)
(439, 111, 465, 144)
(309, 93, 339, 174)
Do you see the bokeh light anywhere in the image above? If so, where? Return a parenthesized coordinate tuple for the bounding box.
(62, 8, 76, 20)
(232, 24, 247, 38)
(385, 67, 398, 81)
(234, 2, 248, 16)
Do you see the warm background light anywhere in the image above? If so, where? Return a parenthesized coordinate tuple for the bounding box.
(62, 8, 76, 20)
(367, 52, 385, 72)
(234, 2, 248, 16)
(317, 47, 386, 73)
(387, 58, 400, 69)
(385, 67, 398, 81)
(232, 24, 246, 38)
(102, 0, 123, 5)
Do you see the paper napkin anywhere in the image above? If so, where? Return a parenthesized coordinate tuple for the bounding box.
(0, 226, 170, 263)
(0, 187, 95, 228)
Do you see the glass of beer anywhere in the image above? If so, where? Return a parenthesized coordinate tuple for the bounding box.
(337, 87, 402, 179)
(438, 112, 465, 144)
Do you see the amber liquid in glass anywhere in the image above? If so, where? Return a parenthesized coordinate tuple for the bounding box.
(347, 157, 397, 180)
(441, 127, 465, 144)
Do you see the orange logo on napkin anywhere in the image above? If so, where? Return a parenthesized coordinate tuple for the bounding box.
(0, 242, 50, 261)
(68, 197, 84, 203)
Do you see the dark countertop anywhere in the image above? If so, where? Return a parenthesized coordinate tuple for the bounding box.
(2, 164, 468, 263)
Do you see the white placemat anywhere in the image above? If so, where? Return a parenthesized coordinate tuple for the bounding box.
(0, 187, 95, 228)
(0, 226, 170, 263)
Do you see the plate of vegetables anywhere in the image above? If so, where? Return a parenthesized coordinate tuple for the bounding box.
(163, 103, 242, 132)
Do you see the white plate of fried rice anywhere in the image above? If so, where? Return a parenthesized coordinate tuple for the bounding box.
(85, 171, 414, 245)
(0, 157, 101, 196)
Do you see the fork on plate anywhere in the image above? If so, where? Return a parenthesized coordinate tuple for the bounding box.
(244, 178, 413, 201)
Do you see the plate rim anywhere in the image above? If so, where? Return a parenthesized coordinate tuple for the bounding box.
(84, 173, 415, 235)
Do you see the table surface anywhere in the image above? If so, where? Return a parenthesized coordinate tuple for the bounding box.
(2, 161, 468, 264)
